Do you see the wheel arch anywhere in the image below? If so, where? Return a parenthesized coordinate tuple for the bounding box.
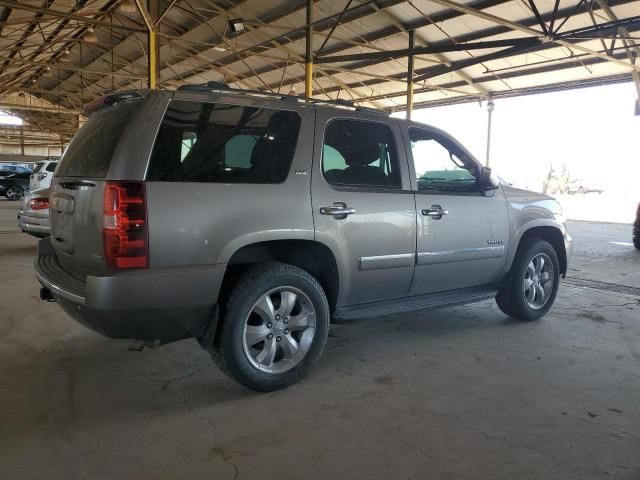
(510, 225, 567, 277)
(219, 239, 340, 314)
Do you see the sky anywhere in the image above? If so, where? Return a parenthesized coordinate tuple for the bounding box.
(0, 111, 22, 126)
(395, 81, 640, 192)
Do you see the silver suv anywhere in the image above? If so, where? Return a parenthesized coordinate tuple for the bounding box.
(35, 85, 572, 392)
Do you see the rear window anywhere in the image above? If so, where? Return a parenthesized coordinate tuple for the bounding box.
(46, 162, 58, 172)
(32, 162, 44, 173)
(146, 100, 301, 184)
(56, 102, 138, 178)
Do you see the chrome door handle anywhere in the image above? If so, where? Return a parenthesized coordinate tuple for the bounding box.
(421, 205, 448, 219)
(320, 203, 356, 217)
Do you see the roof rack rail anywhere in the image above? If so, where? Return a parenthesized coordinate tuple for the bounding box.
(177, 81, 230, 92)
(175, 81, 388, 115)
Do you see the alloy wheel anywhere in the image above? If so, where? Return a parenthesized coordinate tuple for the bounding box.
(523, 253, 555, 310)
(6, 186, 23, 201)
(242, 287, 316, 374)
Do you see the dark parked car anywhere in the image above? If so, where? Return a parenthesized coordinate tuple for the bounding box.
(35, 86, 571, 392)
(634, 203, 640, 250)
(0, 168, 30, 200)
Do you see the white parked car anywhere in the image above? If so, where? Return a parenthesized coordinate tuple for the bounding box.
(565, 178, 604, 194)
(29, 159, 58, 191)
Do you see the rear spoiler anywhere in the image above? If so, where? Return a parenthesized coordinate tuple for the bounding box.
(83, 90, 147, 117)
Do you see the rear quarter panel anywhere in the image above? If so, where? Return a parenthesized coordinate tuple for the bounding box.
(144, 93, 316, 267)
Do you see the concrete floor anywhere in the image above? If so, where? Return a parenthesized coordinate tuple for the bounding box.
(1, 198, 639, 480)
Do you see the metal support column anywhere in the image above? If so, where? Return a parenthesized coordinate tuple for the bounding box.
(147, 0, 160, 89)
(148, 30, 158, 89)
(406, 30, 415, 120)
(305, 0, 313, 98)
(485, 97, 494, 167)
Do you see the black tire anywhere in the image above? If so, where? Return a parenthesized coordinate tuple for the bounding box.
(634, 235, 640, 251)
(213, 262, 330, 392)
(5, 185, 24, 201)
(496, 239, 560, 321)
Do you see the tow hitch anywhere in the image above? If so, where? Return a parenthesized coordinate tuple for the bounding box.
(40, 287, 55, 302)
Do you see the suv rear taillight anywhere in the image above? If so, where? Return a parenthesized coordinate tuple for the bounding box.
(103, 181, 148, 269)
(28, 198, 49, 210)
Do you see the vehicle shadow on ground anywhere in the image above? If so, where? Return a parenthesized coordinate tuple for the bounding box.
(0, 242, 37, 257)
(1, 300, 523, 440)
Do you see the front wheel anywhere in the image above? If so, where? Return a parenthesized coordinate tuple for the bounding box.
(5, 185, 24, 201)
(213, 262, 330, 392)
(496, 239, 560, 321)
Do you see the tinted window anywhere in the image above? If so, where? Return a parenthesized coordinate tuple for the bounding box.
(45, 162, 58, 172)
(147, 101, 301, 184)
(409, 128, 478, 192)
(322, 119, 401, 188)
(56, 102, 139, 178)
(33, 162, 44, 173)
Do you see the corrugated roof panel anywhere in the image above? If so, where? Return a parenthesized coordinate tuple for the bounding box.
(387, 0, 455, 24)
(0, 0, 638, 136)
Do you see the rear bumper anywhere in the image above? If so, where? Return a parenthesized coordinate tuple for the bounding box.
(18, 211, 50, 237)
(34, 238, 226, 343)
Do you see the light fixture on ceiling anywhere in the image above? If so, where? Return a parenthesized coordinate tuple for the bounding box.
(288, 86, 297, 96)
(227, 18, 245, 35)
(119, 0, 137, 14)
(84, 27, 98, 43)
(212, 46, 227, 52)
(60, 49, 71, 61)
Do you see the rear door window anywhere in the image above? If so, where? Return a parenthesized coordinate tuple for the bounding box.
(32, 162, 44, 173)
(147, 100, 301, 184)
(45, 162, 57, 172)
(56, 101, 139, 178)
(322, 119, 401, 189)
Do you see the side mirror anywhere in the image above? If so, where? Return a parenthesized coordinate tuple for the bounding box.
(479, 166, 499, 192)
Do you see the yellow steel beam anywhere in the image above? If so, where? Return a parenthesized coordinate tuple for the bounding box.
(305, 0, 313, 98)
(149, 29, 158, 89)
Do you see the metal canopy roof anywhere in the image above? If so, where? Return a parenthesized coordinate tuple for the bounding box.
(0, 0, 638, 145)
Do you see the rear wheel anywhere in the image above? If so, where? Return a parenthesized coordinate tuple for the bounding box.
(213, 262, 330, 392)
(496, 239, 560, 321)
(5, 185, 24, 201)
